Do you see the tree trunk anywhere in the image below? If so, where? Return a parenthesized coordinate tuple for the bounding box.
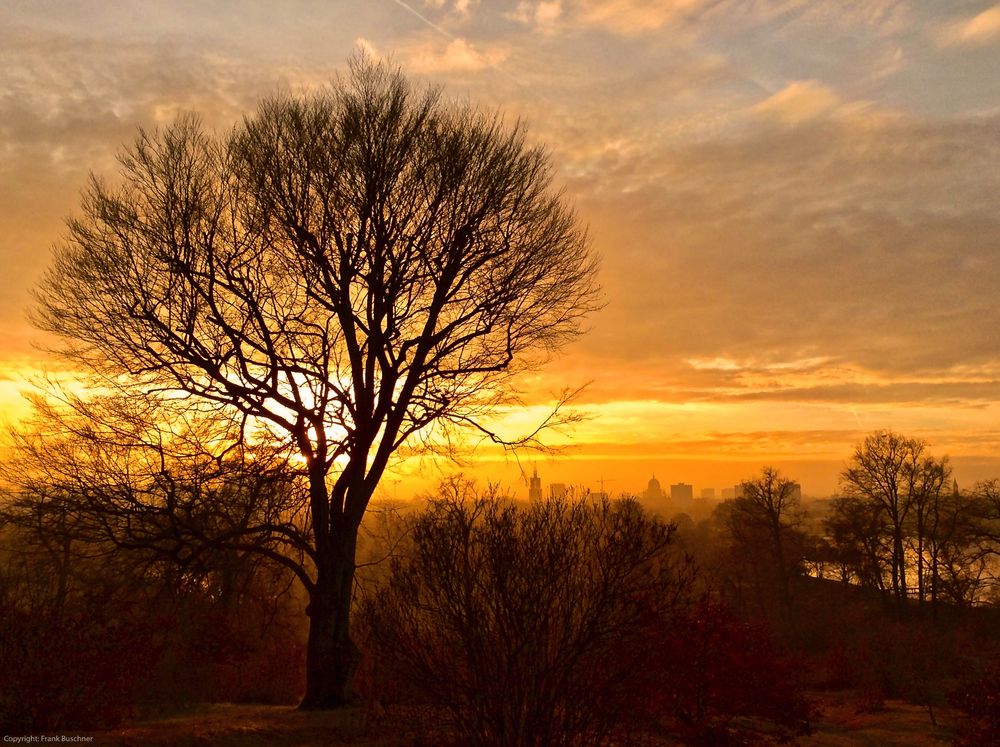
(916, 511, 925, 604)
(770, 518, 790, 608)
(930, 549, 939, 620)
(893, 529, 907, 615)
(300, 529, 360, 709)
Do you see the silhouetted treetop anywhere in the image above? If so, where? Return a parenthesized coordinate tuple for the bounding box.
(35, 61, 597, 457)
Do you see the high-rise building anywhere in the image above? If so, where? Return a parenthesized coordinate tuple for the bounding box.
(670, 483, 693, 503)
(700, 487, 716, 500)
(528, 467, 542, 501)
(550, 483, 567, 500)
(670, 483, 694, 514)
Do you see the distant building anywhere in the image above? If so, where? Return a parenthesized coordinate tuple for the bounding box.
(528, 467, 542, 501)
(700, 487, 716, 500)
(789, 482, 802, 502)
(644, 475, 665, 503)
(550, 483, 567, 500)
(721, 487, 736, 500)
(670, 483, 693, 502)
(734, 484, 745, 499)
(670, 483, 694, 514)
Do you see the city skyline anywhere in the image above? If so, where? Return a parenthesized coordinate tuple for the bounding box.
(498, 462, 805, 503)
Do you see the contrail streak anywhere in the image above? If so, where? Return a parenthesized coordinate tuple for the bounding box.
(389, 0, 459, 41)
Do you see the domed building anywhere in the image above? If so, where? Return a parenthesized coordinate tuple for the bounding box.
(642, 475, 669, 515)
(643, 475, 665, 503)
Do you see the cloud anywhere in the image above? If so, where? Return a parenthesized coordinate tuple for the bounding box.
(748, 80, 897, 129)
(939, 4, 1000, 47)
(575, 0, 704, 34)
(420, 0, 478, 18)
(354, 36, 382, 60)
(508, 0, 563, 30)
(554, 100, 1000, 411)
(560, 0, 909, 38)
(767, 1, 911, 37)
(870, 45, 906, 80)
(715, 381, 1000, 407)
(405, 37, 507, 73)
(752, 80, 844, 125)
(0, 22, 348, 354)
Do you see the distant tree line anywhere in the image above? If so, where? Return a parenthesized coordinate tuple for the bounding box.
(700, 430, 1000, 617)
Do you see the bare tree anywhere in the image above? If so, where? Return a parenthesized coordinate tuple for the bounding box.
(0, 400, 311, 725)
(28, 57, 600, 708)
(926, 485, 989, 608)
(726, 467, 805, 609)
(906, 455, 951, 605)
(2, 392, 311, 589)
(958, 479, 1000, 603)
(841, 431, 952, 613)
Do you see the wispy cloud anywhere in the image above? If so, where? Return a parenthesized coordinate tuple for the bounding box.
(938, 3, 1000, 47)
(554, 97, 1000, 413)
(575, 0, 703, 34)
(752, 80, 844, 125)
(422, 0, 478, 17)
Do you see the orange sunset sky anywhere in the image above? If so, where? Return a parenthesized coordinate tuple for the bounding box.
(3, 1, 1000, 499)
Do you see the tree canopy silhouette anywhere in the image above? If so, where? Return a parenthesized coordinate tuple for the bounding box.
(841, 430, 950, 612)
(729, 466, 805, 608)
(31, 56, 601, 708)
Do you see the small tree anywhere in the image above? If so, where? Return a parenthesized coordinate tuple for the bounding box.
(841, 431, 938, 611)
(729, 466, 805, 608)
(28, 57, 600, 707)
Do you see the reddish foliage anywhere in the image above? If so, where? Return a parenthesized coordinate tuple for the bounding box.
(640, 597, 815, 743)
(0, 605, 158, 731)
(950, 661, 1000, 746)
(0, 565, 305, 732)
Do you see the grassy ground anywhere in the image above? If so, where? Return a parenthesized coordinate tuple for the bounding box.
(71, 691, 957, 746)
(800, 690, 955, 747)
(81, 703, 380, 746)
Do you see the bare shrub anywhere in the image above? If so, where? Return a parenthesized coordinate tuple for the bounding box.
(355, 478, 694, 746)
